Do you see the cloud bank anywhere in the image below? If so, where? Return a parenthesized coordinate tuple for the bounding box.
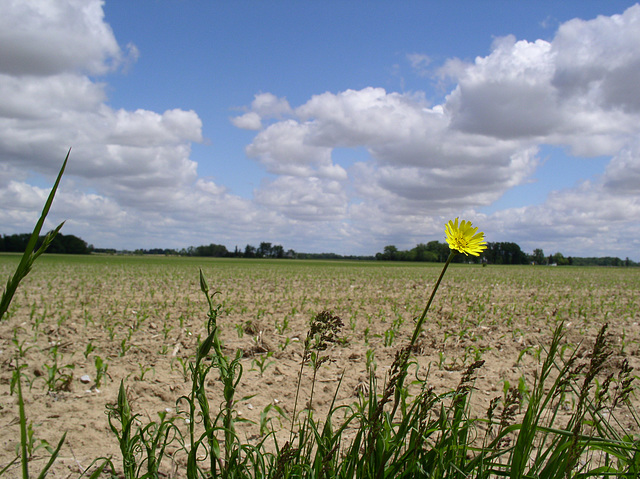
(2, 1, 640, 258)
(235, 4, 640, 257)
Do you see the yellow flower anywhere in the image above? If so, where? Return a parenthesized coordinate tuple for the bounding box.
(445, 218, 486, 256)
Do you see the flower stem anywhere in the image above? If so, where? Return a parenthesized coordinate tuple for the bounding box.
(410, 251, 456, 346)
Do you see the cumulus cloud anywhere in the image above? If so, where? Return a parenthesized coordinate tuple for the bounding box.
(444, 36, 560, 138)
(0, 0, 257, 249)
(444, 5, 640, 156)
(231, 112, 262, 130)
(231, 93, 293, 130)
(236, 4, 640, 257)
(251, 92, 293, 118)
(552, 6, 640, 113)
(254, 176, 348, 221)
(603, 141, 640, 195)
(244, 85, 540, 221)
(246, 120, 347, 180)
(0, 0, 124, 76)
(483, 175, 640, 258)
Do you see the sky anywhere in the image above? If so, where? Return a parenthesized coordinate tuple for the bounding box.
(2, 1, 640, 259)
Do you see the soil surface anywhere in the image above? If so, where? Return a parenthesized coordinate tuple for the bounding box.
(1, 255, 639, 477)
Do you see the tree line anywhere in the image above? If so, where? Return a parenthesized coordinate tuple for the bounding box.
(0, 233, 92, 254)
(375, 241, 637, 267)
(1, 232, 636, 266)
(130, 242, 296, 258)
(375, 241, 530, 264)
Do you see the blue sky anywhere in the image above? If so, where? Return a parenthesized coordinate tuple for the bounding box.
(2, 1, 640, 259)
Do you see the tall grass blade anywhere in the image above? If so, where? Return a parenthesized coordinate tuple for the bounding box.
(35, 432, 66, 479)
(0, 149, 69, 320)
(16, 367, 29, 479)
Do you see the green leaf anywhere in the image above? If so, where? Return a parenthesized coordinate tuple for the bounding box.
(0, 149, 69, 320)
(36, 432, 67, 479)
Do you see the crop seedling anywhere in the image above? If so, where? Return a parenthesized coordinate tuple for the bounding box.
(94, 356, 109, 389)
(135, 362, 154, 381)
(83, 341, 95, 359)
(251, 351, 275, 377)
(234, 322, 244, 338)
(41, 344, 75, 393)
(11, 331, 35, 359)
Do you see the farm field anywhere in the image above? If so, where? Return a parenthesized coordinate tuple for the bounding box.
(1, 253, 639, 476)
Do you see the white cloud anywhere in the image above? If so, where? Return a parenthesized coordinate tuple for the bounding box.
(245, 86, 539, 221)
(254, 176, 348, 221)
(484, 176, 640, 258)
(603, 141, 640, 195)
(296, 88, 431, 148)
(0, 73, 106, 120)
(238, 5, 640, 257)
(246, 120, 347, 180)
(0, 0, 209, 214)
(444, 36, 560, 138)
(0, 0, 124, 76)
(251, 92, 292, 118)
(231, 112, 262, 130)
(107, 108, 203, 147)
(552, 5, 640, 113)
(0, 0, 255, 249)
(230, 93, 292, 130)
(443, 5, 640, 157)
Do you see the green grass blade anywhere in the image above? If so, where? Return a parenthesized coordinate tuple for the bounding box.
(0, 456, 20, 476)
(0, 149, 69, 320)
(22, 149, 69, 261)
(36, 432, 67, 479)
(16, 367, 29, 479)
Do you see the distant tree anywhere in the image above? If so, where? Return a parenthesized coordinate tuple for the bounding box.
(376, 245, 399, 261)
(484, 242, 528, 265)
(427, 240, 450, 262)
(258, 242, 272, 258)
(375, 241, 449, 262)
(244, 244, 256, 258)
(1, 233, 30, 252)
(384, 245, 398, 260)
(0, 233, 91, 254)
(532, 248, 545, 265)
(195, 243, 228, 257)
(551, 252, 569, 266)
(410, 243, 437, 262)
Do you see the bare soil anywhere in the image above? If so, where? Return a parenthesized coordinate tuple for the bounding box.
(1, 256, 639, 477)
